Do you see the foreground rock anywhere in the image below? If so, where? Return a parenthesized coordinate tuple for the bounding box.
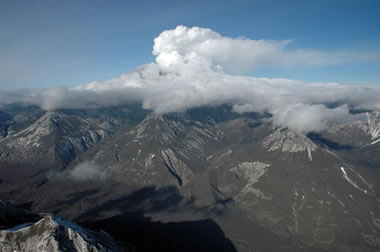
(0, 201, 124, 252)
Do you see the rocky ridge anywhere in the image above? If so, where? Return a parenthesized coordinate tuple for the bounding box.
(0, 105, 380, 252)
(0, 201, 124, 252)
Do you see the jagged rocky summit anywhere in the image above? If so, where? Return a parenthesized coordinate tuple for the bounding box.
(0, 201, 124, 252)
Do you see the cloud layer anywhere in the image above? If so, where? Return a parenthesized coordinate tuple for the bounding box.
(153, 25, 372, 73)
(1, 25, 380, 133)
(67, 162, 107, 181)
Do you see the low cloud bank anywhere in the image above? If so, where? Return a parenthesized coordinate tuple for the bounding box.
(67, 162, 107, 181)
(1, 26, 380, 133)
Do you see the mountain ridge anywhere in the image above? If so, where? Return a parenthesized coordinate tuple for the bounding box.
(0, 104, 379, 251)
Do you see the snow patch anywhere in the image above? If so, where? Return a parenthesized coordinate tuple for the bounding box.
(0, 215, 122, 251)
(371, 138, 380, 145)
(340, 167, 347, 176)
(340, 166, 371, 195)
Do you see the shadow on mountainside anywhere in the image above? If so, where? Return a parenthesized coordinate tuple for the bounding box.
(307, 132, 354, 150)
(73, 186, 237, 252)
(81, 212, 237, 252)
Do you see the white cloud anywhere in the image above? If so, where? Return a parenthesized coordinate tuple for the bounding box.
(67, 162, 106, 181)
(152, 25, 365, 73)
(1, 25, 380, 133)
(271, 104, 365, 133)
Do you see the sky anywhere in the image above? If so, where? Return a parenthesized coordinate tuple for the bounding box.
(1, 0, 380, 134)
(1, 0, 380, 88)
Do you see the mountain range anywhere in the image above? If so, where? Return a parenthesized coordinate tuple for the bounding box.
(0, 104, 379, 251)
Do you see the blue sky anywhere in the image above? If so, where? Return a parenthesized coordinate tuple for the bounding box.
(1, 0, 380, 88)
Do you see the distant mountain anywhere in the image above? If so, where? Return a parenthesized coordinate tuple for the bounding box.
(0, 104, 379, 251)
(0, 105, 148, 167)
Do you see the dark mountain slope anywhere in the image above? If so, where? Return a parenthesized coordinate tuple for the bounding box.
(0, 105, 379, 251)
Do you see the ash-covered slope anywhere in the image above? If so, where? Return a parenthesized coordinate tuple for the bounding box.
(0, 201, 124, 252)
(0, 105, 380, 252)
